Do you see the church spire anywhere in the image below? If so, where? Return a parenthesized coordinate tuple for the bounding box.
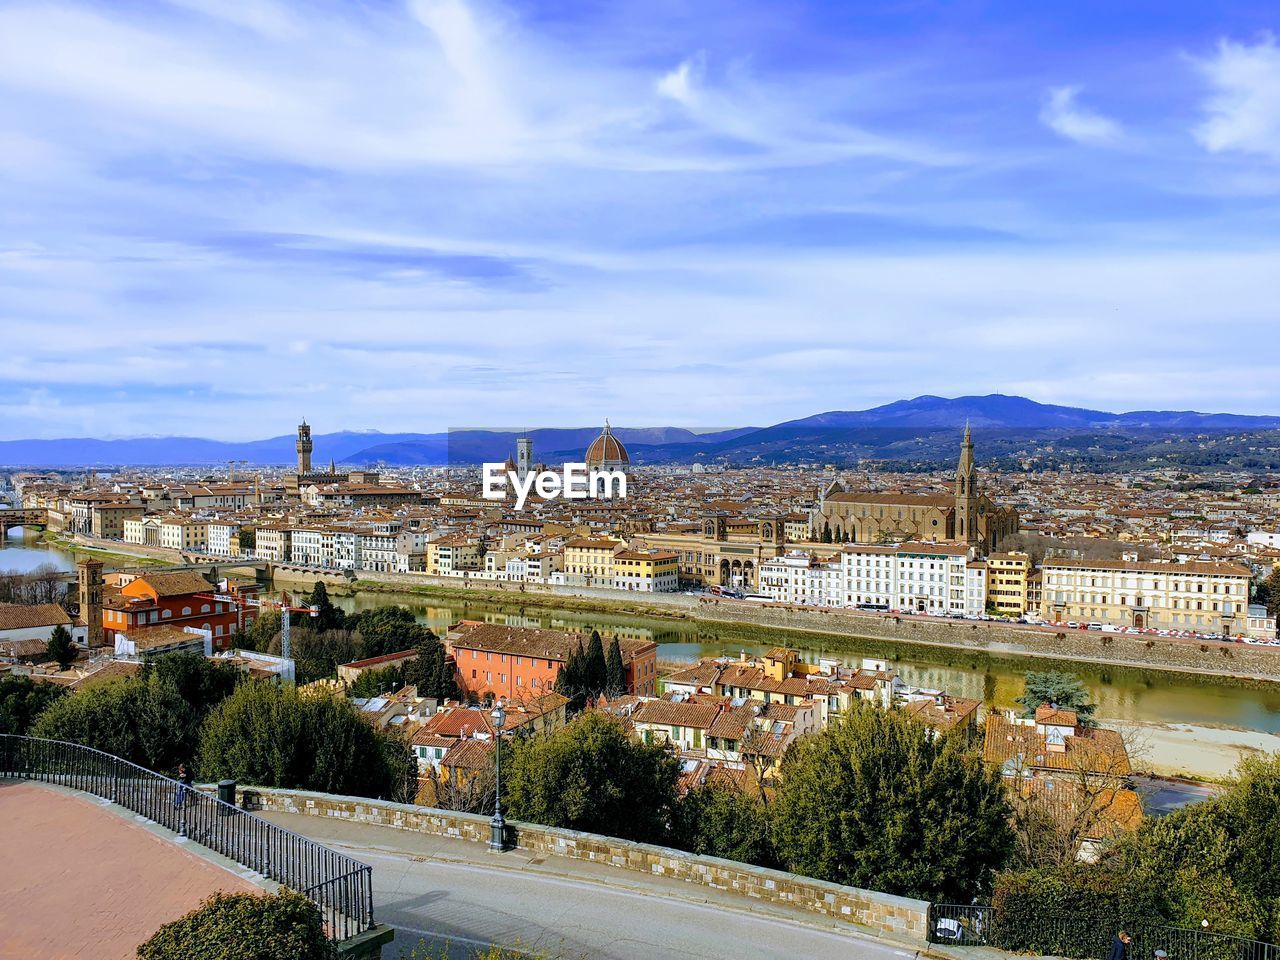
(955, 423, 978, 547)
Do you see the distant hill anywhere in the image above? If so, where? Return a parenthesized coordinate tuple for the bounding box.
(2, 395, 1278, 468)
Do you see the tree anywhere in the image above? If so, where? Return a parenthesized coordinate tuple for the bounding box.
(821, 521, 832, 543)
(554, 639, 587, 710)
(346, 605, 430, 658)
(45, 624, 76, 671)
(402, 635, 458, 702)
(671, 782, 775, 867)
(504, 712, 680, 843)
(1256, 567, 1280, 621)
(0, 674, 67, 735)
(1017, 671, 1097, 727)
(350, 663, 405, 698)
(770, 704, 1013, 903)
(199, 682, 415, 801)
(136, 890, 336, 960)
(306, 581, 345, 633)
(271, 628, 360, 684)
(605, 637, 626, 697)
(32, 653, 240, 774)
(584, 630, 607, 698)
(237, 527, 256, 553)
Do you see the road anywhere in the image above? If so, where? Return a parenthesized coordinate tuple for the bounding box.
(261, 811, 924, 960)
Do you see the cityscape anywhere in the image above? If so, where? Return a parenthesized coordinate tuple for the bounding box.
(4, 2, 1280, 960)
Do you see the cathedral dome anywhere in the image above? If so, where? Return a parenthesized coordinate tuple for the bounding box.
(585, 420, 629, 468)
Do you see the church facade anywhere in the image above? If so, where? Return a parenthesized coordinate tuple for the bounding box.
(809, 426, 1018, 555)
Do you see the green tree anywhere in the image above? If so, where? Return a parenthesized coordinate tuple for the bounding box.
(46, 624, 76, 671)
(350, 663, 405, 698)
(0, 674, 67, 735)
(237, 527, 256, 553)
(402, 635, 458, 702)
(770, 704, 1013, 902)
(136, 890, 336, 960)
(554, 639, 587, 710)
(821, 521, 832, 543)
(605, 637, 626, 698)
(584, 630, 607, 697)
(1256, 567, 1280, 621)
(1016, 671, 1097, 727)
(273, 628, 360, 684)
(305, 581, 345, 633)
(347, 605, 429, 658)
(671, 783, 775, 867)
(199, 682, 414, 801)
(504, 712, 679, 843)
(32, 653, 239, 773)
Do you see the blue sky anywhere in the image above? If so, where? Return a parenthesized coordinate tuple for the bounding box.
(2, 0, 1280, 440)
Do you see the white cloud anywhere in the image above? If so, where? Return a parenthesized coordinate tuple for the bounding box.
(1194, 36, 1280, 158)
(657, 53, 705, 106)
(1039, 86, 1124, 146)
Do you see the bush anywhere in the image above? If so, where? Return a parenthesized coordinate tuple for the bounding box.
(136, 889, 336, 960)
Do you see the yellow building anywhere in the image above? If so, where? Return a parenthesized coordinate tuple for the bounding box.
(631, 514, 787, 590)
(1040, 557, 1251, 634)
(563, 536, 622, 585)
(987, 551, 1031, 616)
(612, 549, 679, 592)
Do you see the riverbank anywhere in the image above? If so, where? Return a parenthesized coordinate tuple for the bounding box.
(328, 575, 1280, 685)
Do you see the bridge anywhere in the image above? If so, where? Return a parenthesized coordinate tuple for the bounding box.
(0, 508, 49, 534)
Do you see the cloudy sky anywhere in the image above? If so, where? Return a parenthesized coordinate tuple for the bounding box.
(2, 0, 1280, 440)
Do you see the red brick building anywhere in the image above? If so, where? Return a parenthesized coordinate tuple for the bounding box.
(102, 572, 239, 650)
(448, 623, 658, 703)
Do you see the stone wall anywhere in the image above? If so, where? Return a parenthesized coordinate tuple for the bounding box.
(238, 786, 930, 942)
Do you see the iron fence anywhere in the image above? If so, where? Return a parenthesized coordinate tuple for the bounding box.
(927, 903, 1280, 960)
(0, 734, 374, 942)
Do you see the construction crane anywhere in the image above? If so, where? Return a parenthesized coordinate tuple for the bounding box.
(196, 591, 316, 661)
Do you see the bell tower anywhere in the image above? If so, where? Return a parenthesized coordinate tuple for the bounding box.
(77, 557, 104, 648)
(296, 419, 313, 475)
(954, 422, 979, 546)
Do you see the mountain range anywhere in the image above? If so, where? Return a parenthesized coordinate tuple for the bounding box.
(3, 395, 1279, 468)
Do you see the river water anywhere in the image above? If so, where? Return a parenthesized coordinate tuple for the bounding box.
(5, 532, 1279, 775)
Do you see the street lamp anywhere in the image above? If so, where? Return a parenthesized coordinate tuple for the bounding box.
(489, 698, 507, 851)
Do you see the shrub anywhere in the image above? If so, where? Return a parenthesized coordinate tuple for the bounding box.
(136, 889, 336, 960)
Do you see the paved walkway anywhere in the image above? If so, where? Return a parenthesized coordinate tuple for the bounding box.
(0, 781, 261, 960)
(263, 809, 952, 960)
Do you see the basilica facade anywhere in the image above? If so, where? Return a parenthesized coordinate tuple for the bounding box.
(809, 426, 1018, 555)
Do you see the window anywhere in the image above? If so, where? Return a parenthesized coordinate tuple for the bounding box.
(181, 606, 192, 616)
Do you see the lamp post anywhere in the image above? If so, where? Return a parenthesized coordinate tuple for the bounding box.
(489, 699, 507, 851)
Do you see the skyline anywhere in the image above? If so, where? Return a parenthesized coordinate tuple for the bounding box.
(4, 0, 1280, 440)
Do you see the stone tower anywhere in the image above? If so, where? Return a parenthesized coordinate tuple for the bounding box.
(296, 419, 313, 474)
(954, 422, 979, 547)
(516, 436, 533, 480)
(77, 556, 104, 648)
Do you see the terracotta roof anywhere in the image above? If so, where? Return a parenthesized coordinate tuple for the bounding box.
(0, 603, 74, 632)
(1041, 557, 1251, 577)
(450, 624, 654, 664)
(441, 738, 493, 770)
(633, 699, 722, 729)
(903, 696, 980, 730)
(984, 714, 1131, 777)
(825, 492, 953, 508)
(130, 572, 214, 599)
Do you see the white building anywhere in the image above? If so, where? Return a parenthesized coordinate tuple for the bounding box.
(839, 543, 974, 615)
(759, 551, 843, 606)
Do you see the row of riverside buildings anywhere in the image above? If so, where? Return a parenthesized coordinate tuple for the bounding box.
(756, 544, 1266, 639)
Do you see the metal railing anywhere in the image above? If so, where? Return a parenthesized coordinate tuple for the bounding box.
(928, 904, 1280, 960)
(0, 735, 374, 942)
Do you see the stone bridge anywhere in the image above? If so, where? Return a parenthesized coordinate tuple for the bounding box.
(0, 508, 49, 533)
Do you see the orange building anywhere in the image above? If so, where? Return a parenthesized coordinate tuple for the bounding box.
(448, 623, 658, 703)
(101, 572, 240, 650)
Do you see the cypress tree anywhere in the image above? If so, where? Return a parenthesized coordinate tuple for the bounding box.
(585, 630, 607, 696)
(605, 637, 626, 697)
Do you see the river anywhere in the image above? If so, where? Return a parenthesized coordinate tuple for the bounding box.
(5, 532, 1279, 777)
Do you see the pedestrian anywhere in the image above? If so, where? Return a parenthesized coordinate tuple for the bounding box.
(1154, 949, 1168, 960)
(1108, 931, 1133, 960)
(173, 762, 194, 809)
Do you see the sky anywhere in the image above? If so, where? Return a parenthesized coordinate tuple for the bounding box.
(2, 0, 1280, 440)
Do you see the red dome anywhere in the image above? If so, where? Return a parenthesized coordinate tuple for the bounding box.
(585, 421, 629, 467)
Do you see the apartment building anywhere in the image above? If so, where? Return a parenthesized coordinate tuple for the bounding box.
(1040, 557, 1252, 634)
(611, 549, 679, 592)
(563, 537, 622, 585)
(987, 551, 1032, 616)
(758, 551, 843, 606)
